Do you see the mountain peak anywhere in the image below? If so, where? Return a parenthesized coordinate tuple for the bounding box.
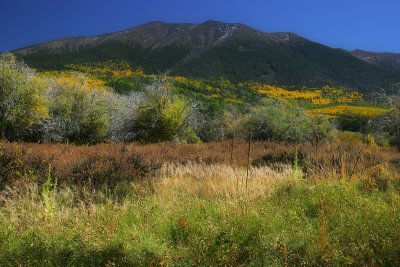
(144, 20, 166, 25)
(200, 20, 238, 26)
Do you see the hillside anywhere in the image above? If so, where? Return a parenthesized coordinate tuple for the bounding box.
(351, 49, 400, 72)
(15, 20, 400, 93)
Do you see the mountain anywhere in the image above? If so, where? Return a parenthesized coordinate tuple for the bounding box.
(14, 21, 400, 93)
(351, 49, 400, 72)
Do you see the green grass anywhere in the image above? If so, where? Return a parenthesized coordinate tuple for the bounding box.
(0, 169, 399, 266)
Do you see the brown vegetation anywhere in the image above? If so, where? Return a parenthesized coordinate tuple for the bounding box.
(1, 140, 399, 190)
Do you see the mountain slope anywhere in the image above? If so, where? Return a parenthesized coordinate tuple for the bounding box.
(15, 21, 400, 93)
(351, 49, 400, 72)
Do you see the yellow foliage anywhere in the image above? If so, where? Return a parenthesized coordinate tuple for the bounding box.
(174, 76, 190, 84)
(174, 76, 219, 92)
(311, 98, 332, 105)
(41, 72, 108, 91)
(65, 61, 145, 78)
(246, 83, 364, 105)
(84, 78, 106, 89)
(308, 105, 389, 117)
(367, 134, 378, 148)
(224, 98, 242, 103)
(333, 131, 364, 144)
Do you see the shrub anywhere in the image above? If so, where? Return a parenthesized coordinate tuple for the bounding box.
(332, 130, 364, 144)
(39, 74, 110, 144)
(0, 53, 48, 141)
(238, 98, 331, 143)
(0, 142, 155, 191)
(131, 82, 197, 143)
(107, 91, 144, 142)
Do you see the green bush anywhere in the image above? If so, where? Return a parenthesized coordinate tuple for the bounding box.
(41, 76, 110, 144)
(0, 53, 48, 141)
(132, 83, 196, 143)
(239, 98, 331, 143)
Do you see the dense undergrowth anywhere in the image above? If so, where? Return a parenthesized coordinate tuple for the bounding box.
(0, 141, 399, 266)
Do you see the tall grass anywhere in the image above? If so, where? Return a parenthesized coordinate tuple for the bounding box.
(0, 160, 399, 266)
(157, 163, 294, 200)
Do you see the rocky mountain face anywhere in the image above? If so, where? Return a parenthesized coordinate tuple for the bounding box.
(15, 21, 400, 93)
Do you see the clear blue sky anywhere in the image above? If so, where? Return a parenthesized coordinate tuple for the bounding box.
(1, 0, 399, 52)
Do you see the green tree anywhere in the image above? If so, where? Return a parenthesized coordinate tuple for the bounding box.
(40, 75, 110, 144)
(132, 82, 195, 143)
(309, 114, 332, 143)
(238, 98, 330, 143)
(0, 53, 48, 140)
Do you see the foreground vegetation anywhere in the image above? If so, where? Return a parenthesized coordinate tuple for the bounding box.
(2, 170, 399, 266)
(0, 141, 399, 266)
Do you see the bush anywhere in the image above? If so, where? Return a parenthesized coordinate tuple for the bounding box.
(131, 82, 197, 143)
(238, 98, 331, 143)
(332, 130, 364, 144)
(336, 115, 369, 132)
(0, 53, 48, 141)
(0, 142, 155, 191)
(39, 74, 110, 144)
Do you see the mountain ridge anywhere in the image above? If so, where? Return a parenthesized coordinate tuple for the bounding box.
(351, 49, 400, 72)
(14, 20, 400, 93)
(16, 20, 305, 55)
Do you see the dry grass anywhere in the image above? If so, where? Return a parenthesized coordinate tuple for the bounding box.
(156, 163, 295, 200)
(0, 140, 399, 190)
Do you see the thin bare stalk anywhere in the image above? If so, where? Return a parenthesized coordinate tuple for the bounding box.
(230, 134, 235, 167)
(246, 132, 252, 199)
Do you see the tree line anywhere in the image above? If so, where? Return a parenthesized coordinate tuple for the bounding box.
(2, 53, 400, 146)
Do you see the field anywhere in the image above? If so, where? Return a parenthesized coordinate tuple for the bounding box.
(1, 53, 400, 266)
(1, 140, 400, 266)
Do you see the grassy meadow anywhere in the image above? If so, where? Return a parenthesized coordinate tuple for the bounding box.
(0, 140, 399, 266)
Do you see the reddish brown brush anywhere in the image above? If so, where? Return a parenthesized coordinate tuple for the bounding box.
(0, 140, 398, 190)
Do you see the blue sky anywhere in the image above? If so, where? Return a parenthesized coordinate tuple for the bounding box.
(1, 0, 399, 52)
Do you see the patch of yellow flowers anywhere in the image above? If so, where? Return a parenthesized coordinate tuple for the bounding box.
(307, 105, 389, 117)
(246, 83, 363, 105)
